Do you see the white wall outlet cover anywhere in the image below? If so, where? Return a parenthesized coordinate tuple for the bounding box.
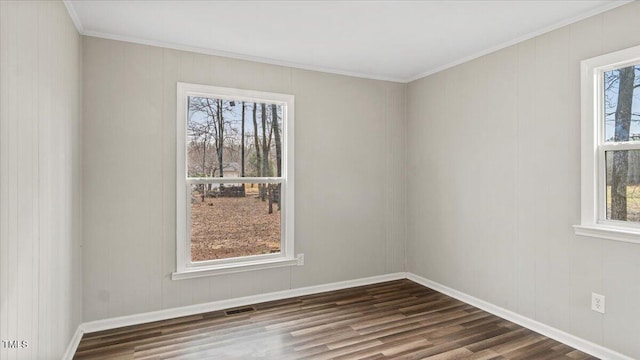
(591, 293, 605, 314)
(297, 253, 304, 266)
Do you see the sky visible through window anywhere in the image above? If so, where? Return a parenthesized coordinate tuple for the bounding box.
(188, 98, 263, 139)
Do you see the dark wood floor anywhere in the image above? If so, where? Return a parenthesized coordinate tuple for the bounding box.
(74, 280, 597, 360)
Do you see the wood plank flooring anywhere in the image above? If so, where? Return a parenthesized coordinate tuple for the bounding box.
(73, 280, 598, 359)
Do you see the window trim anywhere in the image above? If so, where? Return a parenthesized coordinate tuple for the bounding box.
(575, 44, 640, 244)
(173, 82, 296, 279)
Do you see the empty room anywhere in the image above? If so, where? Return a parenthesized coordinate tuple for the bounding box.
(2, 0, 640, 359)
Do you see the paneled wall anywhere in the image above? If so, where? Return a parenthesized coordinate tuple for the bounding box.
(81, 37, 406, 321)
(407, 2, 640, 358)
(0, 1, 83, 359)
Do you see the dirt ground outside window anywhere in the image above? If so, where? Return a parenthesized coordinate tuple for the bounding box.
(190, 191, 281, 262)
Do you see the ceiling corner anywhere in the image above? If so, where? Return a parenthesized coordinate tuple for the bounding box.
(63, 0, 85, 34)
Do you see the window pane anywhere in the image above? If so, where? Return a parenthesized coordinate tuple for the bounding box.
(605, 150, 640, 222)
(190, 183, 282, 262)
(603, 64, 640, 142)
(187, 97, 283, 178)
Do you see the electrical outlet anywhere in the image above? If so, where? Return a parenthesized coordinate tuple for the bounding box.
(591, 293, 605, 314)
(297, 253, 304, 266)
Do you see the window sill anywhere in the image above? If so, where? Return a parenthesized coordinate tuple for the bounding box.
(172, 256, 300, 280)
(573, 224, 640, 245)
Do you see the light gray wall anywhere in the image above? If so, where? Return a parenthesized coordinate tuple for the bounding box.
(81, 36, 406, 321)
(407, 2, 640, 358)
(0, 1, 83, 359)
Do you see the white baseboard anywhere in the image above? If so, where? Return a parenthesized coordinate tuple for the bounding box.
(62, 272, 405, 358)
(61, 325, 84, 360)
(63, 271, 633, 360)
(405, 273, 634, 360)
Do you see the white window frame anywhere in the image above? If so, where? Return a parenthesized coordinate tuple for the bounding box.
(574, 44, 640, 244)
(173, 82, 297, 280)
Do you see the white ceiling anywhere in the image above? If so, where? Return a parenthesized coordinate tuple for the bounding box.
(65, 0, 629, 83)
